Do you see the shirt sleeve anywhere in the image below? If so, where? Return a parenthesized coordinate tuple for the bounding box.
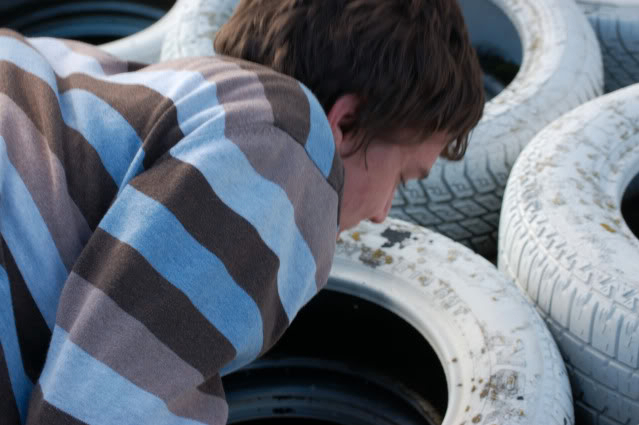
(25, 125, 339, 425)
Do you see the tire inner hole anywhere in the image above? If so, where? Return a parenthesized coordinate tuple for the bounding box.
(224, 287, 448, 424)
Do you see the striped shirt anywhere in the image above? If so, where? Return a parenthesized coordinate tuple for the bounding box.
(0, 28, 343, 424)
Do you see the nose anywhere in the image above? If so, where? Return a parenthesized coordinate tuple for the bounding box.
(370, 195, 393, 224)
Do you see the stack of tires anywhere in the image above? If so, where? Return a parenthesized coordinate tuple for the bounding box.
(497, 2, 639, 422)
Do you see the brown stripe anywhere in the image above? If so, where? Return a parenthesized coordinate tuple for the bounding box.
(0, 93, 91, 271)
(130, 157, 290, 353)
(211, 59, 340, 291)
(221, 56, 312, 145)
(1, 237, 51, 383)
(198, 376, 226, 399)
(71, 228, 237, 378)
(223, 124, 340, 293)
(0, 28, 29, 43)
(127, 61, 151, 73)
(149, 56, 312, 145)
(0, 61, 117, 230)
(25, 384, 88, 425)
(56, 73, 184, 169)
(57, 273, 229, 425)
(60, 39, 128, 75)
(0, 345, 21, 425)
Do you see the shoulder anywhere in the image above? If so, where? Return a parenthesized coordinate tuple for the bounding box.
(146, 55, 343, 196)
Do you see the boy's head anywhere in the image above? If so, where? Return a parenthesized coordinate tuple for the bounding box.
(215, 0, 484, 230)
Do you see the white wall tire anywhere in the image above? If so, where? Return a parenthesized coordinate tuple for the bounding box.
(100, 0, 186, 64)
(498, 84, 639, 425)
(0, 1, 178, 64)
(326, 218, 573, 425)
(390, 0, 604, 260)
(160, 0, 240, 60)
(576, 0, 639, 92)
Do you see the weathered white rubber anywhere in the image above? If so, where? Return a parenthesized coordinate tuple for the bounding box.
(99, 0, 189, 64)
(577, 0, 639, 93)
(333, 218, 574, 425)
(498, 83, 639, 425)
(390, 0, 604, 259)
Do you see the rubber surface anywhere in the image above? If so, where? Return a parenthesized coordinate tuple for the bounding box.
(577, 0, 639, 92)
(332, 218, 574, 425)
(160, 0, 240, 60)
(100, 0, 186, 63)
(390, 0, 603, 259)
(498, 84, 639, 425)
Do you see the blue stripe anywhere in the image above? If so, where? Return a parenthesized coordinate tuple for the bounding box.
(300, 84, 335, 178)
(105, 70, 223, 136)
(0, 137, 67, 330)
(170, 135, 319, 325)
(39, 326, 206, 425)
(0, 266, 34, 423)
(0, 36, 61, 93)
(59, 89, 145, 188)
(0, 37, 146, 188)
(98, 186, 263, 374)
(28, 37, 107, 77)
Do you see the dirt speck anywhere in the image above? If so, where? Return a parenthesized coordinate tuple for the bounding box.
(351, 232, 361, 241)
(472, 414, 482, 423)
(472, 385, 477, 392)
(448, 249, 459, 262)
(385, 256, 393, 264)
(466, 406, 470, 412)
(480, 389, 490, 399)
(552, 195, 565, 206)
(452, 357, 458, 363)
(600, 223, 617, 233)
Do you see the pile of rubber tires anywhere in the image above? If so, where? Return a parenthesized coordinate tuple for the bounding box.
(2, 0, 637, 424)
(158, 1, 639, 424)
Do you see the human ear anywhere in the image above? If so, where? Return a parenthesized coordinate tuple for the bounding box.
(326, 94, 360, 155)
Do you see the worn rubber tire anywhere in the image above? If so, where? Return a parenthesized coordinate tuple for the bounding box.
(0, 0, 179, 64)
(99, 0, 186, 63)
(160, 0, 240, 60)
(576, 0, 639, 93)
(389, 0, 604, 260)
(498, 84, 639, 425)
(329, 218, 573, 425)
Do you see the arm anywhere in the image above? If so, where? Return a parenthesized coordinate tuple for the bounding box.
(26, 126, 338, 424)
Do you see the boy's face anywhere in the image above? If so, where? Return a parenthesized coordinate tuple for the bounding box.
(338, 129, 449, 233)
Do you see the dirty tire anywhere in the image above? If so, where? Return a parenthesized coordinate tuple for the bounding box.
(99, 0, 187, 63)
(160, 0, 240, 60)
(389, 0, 603, 260)
(498, 84, 639, 425)
(332, 218, 573, 425)
(576, 0, 639, 93)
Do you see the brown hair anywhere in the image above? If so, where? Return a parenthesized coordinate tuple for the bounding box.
(215, 0, 484, 160)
